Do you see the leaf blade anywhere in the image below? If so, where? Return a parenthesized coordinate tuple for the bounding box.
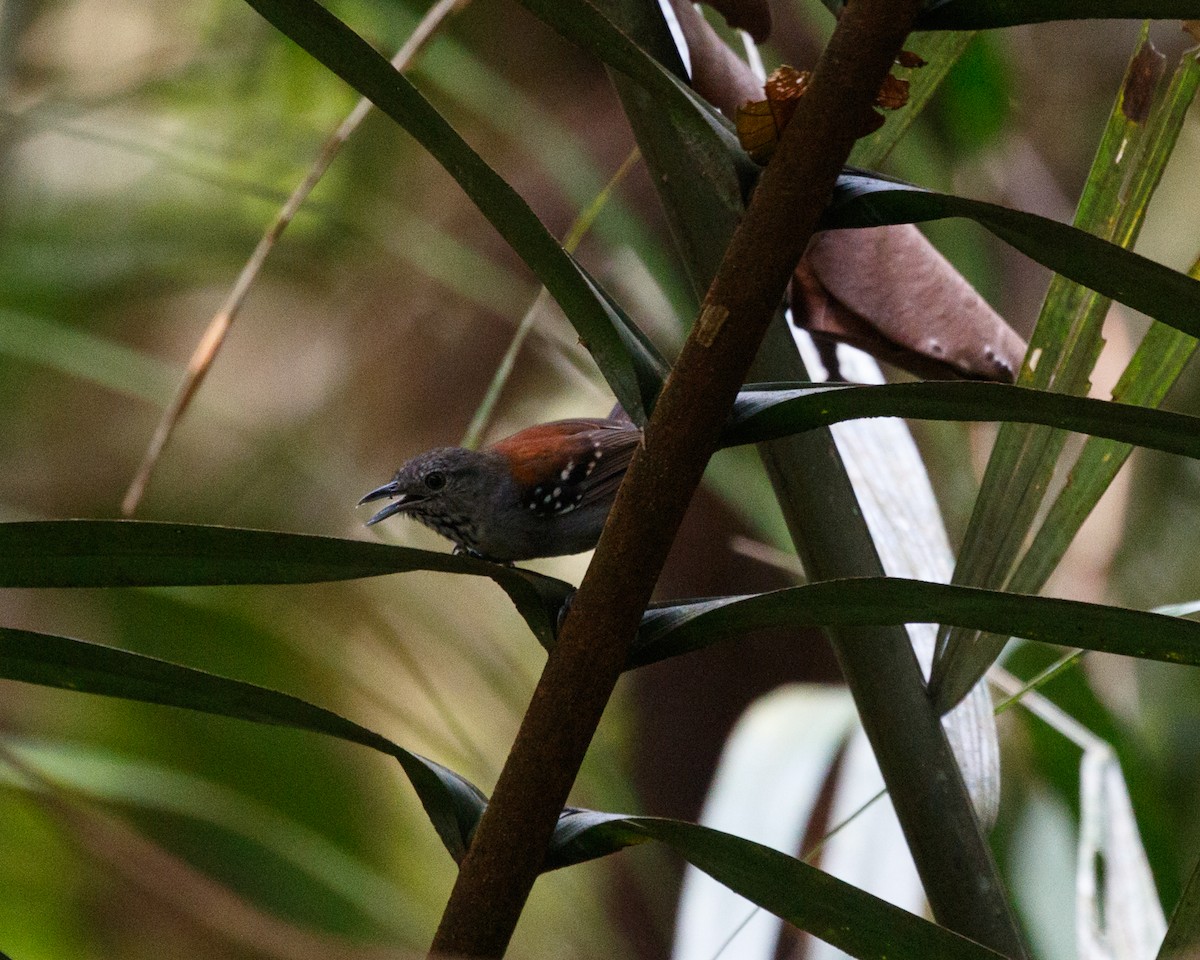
(0, 520, 573, 646)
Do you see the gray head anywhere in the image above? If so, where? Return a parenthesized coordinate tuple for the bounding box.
(358, 446, 505, 553)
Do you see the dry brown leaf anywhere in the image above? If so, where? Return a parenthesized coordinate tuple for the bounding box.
(875, 73, 910, 111)
(794, 226, 1027, 382)
(1120, 40, 1165, 124)
(668, 0, 1025, 383)
(737, 65, 907, 162)
(736, 66, 810, 162)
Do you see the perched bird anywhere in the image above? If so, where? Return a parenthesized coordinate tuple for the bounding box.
(359, 417, 642, 562)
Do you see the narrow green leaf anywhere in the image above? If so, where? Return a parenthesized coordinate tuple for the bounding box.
(1, 738, 420, 937)
(916, 0, 1200, 29)
(238, 0, 667, 418)
(547, 814, 1007, 960)
(850, 31, 976, 168)
(1159, 847, 1200, 960)
(932, 33, 1200, 711)
(0, 311, 180, 404)
(0, 521, 572, 646)
(515, 0, 748, 160)
(823, 170, 1200, 342)
(725, 381, 1200, 461)
(1005, 51, 1200, 595)
(0, 625, 486, 862)
(623, 579, 1200, 670)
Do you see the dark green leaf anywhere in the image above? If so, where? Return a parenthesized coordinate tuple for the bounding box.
(238, 0, 667, 418)
(724, 381, 1200, 462)
(917, 0, 1200, 29)
(823, 171, 1200, 342)
(1159, 846, 1200, 960)
(0, 625, 486, 862)
(548, 814, 1006, 960)
(626, 578, 1200, 669)
(0, 521, 572, 646)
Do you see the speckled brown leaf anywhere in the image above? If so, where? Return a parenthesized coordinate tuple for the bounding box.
(702, 0, 772, 42)
(736, 66, 810, 162)
(1120, 40, 1165, 123)
(876, 73, 911, 110)
(794, 227, 1027, 382)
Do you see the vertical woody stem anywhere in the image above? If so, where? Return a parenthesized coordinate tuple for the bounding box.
(429, 1, 923, 954)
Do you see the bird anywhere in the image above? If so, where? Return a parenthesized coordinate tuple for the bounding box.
(358, 417, 643, 562)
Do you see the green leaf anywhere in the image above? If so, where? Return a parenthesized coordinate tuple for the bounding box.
(724, 381, 1200, 462)
(1159, 845, 1200, 960)
(850, 31, 977, 167)
(512, 0, 755, 179)
(0, 625, 486, 862)
(1, 738, 421, 937)
(931, 33, 1199, 711)
(237, 0, 667, 418)
(515, 0, 758, 298)
(1004, 50, 1200, 598)
(547, 814, 1006, 960)
(916, 0, 1200, 29)
(823, 170, 1200, 342)
(0, 310, 180, 405)
(0, 521, 572, 646)
(624, 578, 1200, 670)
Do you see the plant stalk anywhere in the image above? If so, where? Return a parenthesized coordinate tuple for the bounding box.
(428, 0, 923, 954)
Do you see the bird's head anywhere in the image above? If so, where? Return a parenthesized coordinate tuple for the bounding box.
(358, 447, 498, 531)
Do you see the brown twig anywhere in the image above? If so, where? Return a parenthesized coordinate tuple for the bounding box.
(427, 1, 923, 955)
(121, 0, 469, 516)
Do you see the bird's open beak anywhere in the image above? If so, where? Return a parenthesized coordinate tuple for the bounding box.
(358, 481, 424, 526)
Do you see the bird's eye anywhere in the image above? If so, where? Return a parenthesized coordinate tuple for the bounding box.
(424, 471, 447, 492)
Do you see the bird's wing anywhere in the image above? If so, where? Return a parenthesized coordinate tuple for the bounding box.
(492, 418, 641, 513)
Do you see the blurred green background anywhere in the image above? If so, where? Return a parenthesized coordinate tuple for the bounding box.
(3, 1, 1200, 957)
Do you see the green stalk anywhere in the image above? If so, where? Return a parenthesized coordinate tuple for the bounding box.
(931, 26, 1199, 710)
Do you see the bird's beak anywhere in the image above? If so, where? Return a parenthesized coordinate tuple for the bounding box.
(358, 481, 423, 526)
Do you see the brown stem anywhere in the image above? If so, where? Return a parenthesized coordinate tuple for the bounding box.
(428, 1, 922, 955)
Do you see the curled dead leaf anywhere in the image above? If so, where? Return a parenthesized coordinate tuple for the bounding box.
(668, 0, 1025, 383)
(669, 0, 763, 119)
(793, 226, 1027, 383)
(737, 65, 907, 162)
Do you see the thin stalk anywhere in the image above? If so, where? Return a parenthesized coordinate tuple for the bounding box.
(121, 0, 469, 515)
(460, 147, 641, 450)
